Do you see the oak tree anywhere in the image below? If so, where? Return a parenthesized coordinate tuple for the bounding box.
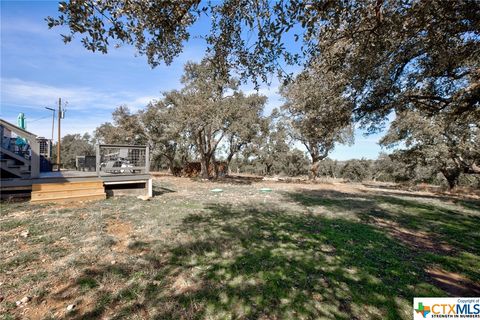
(163, 59, 267, 178)
(94, 106, 146, 144)
(140, 101, 185, 173)
(224, 92, 267, 171)
(381, 110, 480, 189)
(281, 66, 354, 179)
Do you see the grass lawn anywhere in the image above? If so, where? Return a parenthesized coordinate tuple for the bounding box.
(1, 177, 479, 319)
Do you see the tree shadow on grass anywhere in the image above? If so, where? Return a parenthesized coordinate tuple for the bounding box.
(216, 175, 264, 185)
(284, 189, 376, 213)
(152, 185, 176, 197)
(63, 192, 479, 319)
(285, 189, 480, 289)
(285, 189, 480, 254)
(368, 195, 480, 254)
(66, 202, 442, 319)
(454, 199, 480, 211)
(156, 203, 443, 319)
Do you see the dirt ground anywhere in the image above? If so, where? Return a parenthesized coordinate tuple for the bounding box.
(1, 175, 479, 319)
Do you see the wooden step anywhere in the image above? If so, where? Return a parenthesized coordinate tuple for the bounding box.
(0, 147, 31, 165)
(31, 185, 103, 194)
(32, 180, 104, 192)
(30, 193, 106, 204)
(4, 160, 17, 166)
(30, 179, 106, 203)
(31, 189, 105, 201)
(0, 163, 30, 179)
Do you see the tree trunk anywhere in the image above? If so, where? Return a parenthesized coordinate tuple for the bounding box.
(211, 154, 219, 179)
(309, 158, 320, 180)
(167, 157, 176, 175)
(197, 129, 210, 179)
(226, 152, 235, 175)
(200, 155, 210, 179)
(265, 163, 273, 175)
(446, 174, 459, 190)
(441, 168, 460, 190)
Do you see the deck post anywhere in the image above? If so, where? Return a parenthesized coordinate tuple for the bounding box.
(96, 144, 100, 177)
(147, 178, 153, 197)
(145, 145, 150, 174)
(0, 125, 4, 149)
(30, 139, 40, 178)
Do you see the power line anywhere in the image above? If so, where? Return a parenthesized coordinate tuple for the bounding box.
(29, 115, 52, 123)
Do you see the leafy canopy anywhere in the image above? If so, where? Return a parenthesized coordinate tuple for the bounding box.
(47, 1, 479, 129)
(162, 59, 267, 177)
(281, 63, 354, 164)
(381, 110, 480, 188)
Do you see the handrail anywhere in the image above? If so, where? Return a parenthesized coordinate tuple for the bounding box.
(0, 119, 37, 140)
(98, 144, 147, 149)
(0, 118, 39, 178)
(96, 144, 150, 177)
(0, 147, 31, 165)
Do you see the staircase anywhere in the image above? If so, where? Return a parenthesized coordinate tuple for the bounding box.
(31, 180, 106, 203)
(1, 118, 38, 180)
(0, 158, 31, 179)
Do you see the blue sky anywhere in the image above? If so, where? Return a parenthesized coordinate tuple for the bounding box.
(1, 0, 388, 160)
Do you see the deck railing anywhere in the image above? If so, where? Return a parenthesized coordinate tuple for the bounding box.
(0, 119, 39, 179)
(96, 144, 149, 177)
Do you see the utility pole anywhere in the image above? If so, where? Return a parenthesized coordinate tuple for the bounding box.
(57, 98, 61, 171)
(45, 107, 55, 142)
(45, 107, 56, 160)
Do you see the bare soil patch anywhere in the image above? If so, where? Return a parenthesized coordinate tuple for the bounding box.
(105, 219, 134, 252)
(372, 217, 454, 254)
(426, 267, 480, 296)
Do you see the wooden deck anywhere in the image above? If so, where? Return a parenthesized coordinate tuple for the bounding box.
(1, 126, 152, 202)
(1, 170, 152, 202)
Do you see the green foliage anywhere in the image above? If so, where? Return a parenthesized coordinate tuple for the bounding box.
(372, 153, 411, 183)
(281, 65, 354, 178)
(53, 133, 94, 168)
(47, 1, 199, 67)
(224, 92, 268, 167)
(76, 276, 99, 291)
(48, 1, 479, 126)
(249, 117, 290, 175)
(231, 147, 309, 178)
(161, 59, 268, 178)
(140, 100, 185, 172)
(281, 149, 310, 177)
(94, 105, 146, 145)
(340, 159, 373, 182)
(94, 60, 268, 178)
(381, 110, 480, 189)
(50, 0, 479, 185)
(321, 1, 479, 130)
